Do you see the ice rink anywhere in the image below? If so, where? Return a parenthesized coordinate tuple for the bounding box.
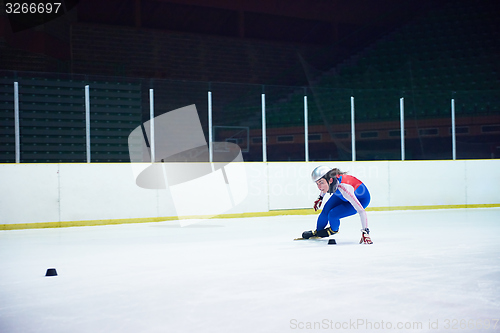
(1, 208, 499, 333)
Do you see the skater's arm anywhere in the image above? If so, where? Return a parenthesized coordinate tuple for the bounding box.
(337, 183, 368, 229)
(313, 190, 327, 211)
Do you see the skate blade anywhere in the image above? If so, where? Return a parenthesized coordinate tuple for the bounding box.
(294, 236, 321, 241)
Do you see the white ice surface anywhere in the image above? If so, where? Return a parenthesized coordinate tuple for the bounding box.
(1, 208, 499, 333)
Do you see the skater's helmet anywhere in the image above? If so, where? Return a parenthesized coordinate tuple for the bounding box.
(311, 165, 331, 182)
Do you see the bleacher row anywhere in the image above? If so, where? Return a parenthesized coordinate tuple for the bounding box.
(2, 75, 495, 163)
(0, 76, 142, 163)
(70, 23, 314, 86)
(1, 1, 498, 162)
(219, 0, 499, 128)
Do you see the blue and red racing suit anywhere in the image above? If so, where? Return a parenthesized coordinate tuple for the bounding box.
(316, 174, 371, 232)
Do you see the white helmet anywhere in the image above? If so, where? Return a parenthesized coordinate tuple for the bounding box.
(311, 165, 331, 182)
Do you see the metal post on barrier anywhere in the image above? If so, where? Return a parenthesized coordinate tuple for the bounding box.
(451, 96, 456, 160)
(149, 88, 155, 163)
(14, 82, 20, 163)
(400, 97, 405, 161)
(304, 89, 309, 162)
(261, 92, 267, 162)
(350, 96, 356, 161)
(85, 85, 91, 163)
(208, 90, 213, 163)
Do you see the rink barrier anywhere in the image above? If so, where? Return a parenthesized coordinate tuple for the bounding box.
(2, 160, 500, 230)
(1, 204, 499, 231)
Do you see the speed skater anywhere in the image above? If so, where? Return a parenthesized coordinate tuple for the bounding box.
(302, 166, 373, 244)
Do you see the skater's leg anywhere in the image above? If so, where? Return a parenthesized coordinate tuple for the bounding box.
(327, 202, 357, 231)
(316, 194, 343, 230)
(354, 183, 371, 209)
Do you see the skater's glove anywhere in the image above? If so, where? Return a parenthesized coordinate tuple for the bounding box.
(313, 196, 323, 211)
(360, 228, 373, 244)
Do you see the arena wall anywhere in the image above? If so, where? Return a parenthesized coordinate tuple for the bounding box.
(1, 160, 499, 228)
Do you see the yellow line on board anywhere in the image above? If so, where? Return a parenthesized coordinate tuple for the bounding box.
(1, 204, 499, 231)
(366, 203, 500, 211)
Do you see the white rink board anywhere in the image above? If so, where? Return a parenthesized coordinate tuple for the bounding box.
(465, 160, 500, 205)
(0, 160, 499, 225)
(387, 160, 468, 207)
(58, 163, 163, 222)
(0, 164, 60, 224)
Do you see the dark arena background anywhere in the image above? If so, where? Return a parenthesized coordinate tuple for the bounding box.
(1, 0, 499, 162)
(1, 3, 500, 332)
